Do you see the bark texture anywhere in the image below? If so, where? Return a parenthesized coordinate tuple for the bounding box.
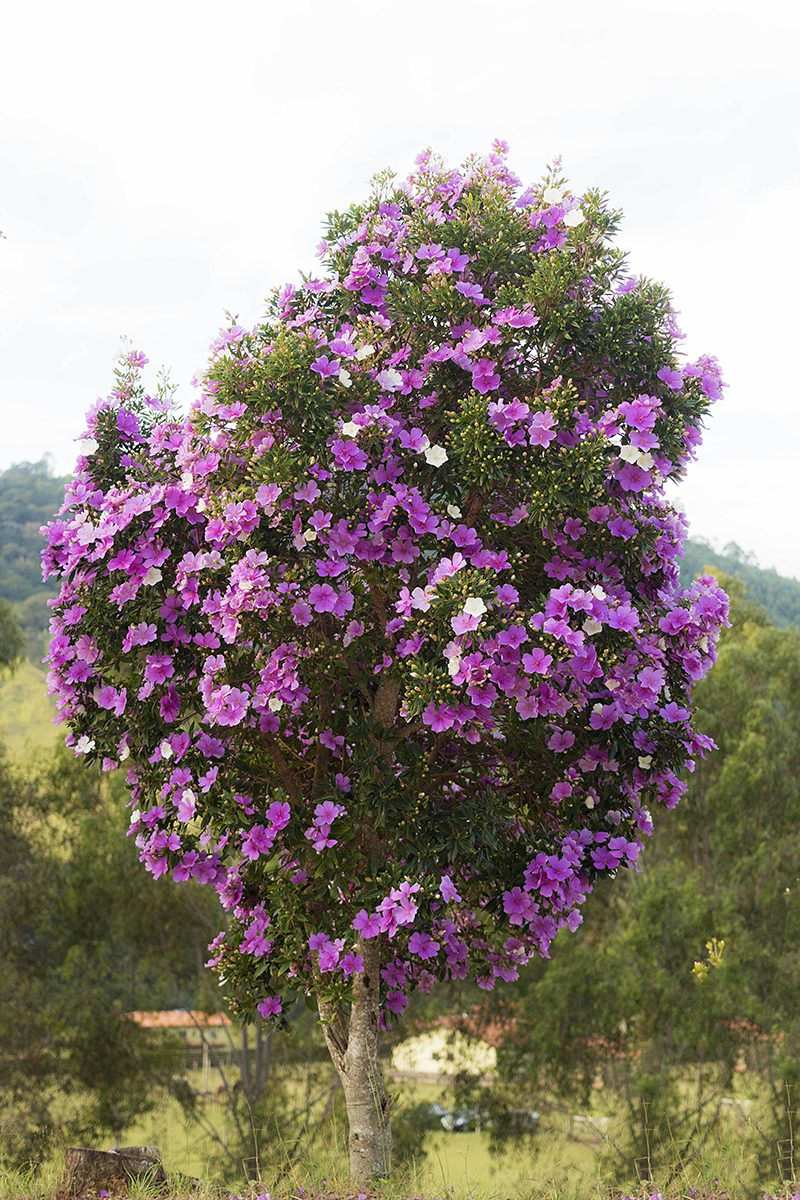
(319, 938, 392, 1185)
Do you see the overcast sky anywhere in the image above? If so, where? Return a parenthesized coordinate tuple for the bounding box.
(1, 0, 798, 575)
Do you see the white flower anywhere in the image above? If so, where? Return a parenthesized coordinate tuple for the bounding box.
(543, 184, 565, 205)
(119, 744, 130, 761)
(424, 444, 448, 467)
(591, 585, 606, 600)
(583, 617, 602, 636)
(75, 735, 95, 755)
(355, 343, 374, 360)
(196, 498, 207, 512)
(180, 470, 194, 488)
(563, 208, 585, 228)
(447, 654, 462, 677)
(130, 809, 141, 825)
(584, 796, 597, 809)
(377, 367, 403, 392)
(606, 679, 619, 691)
(463, 596, 487, 618)
(303, 528, 317, 542)
(160, 740, 173, 760)
(620, 444, 654, 470)
(75, 522, 96, 546)
(142, 566, 163, 586)
(410, 587, 432, 612)
(341, 420, 360, 437)
(338, 368, 353, 388)
(638, 755, 653, 770)
(446, 504, 462, 519)
(77, 436, 98, 456)
(268, 697, 283, 712)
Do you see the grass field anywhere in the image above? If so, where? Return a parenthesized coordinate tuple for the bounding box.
(14, 1062, 775, 1200)
(0, 658, 60, 761)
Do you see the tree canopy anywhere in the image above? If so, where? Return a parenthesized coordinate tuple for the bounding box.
(43, 144, 727, 1181)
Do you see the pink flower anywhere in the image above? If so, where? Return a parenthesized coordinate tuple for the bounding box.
(471, 357, 500, 394)
(422, 703, 455, 732)
(503, 887, 535, 925)
(440, 875, 462, 903)
(353, 909, 381, 938)
(522, 648, 553, 675)
(528, 410, 556, 448)
(311, 354, 340, 379)
(308, 583, 337, 612)
(257, 995, 283, 1018)
(408, 931, 440, 959)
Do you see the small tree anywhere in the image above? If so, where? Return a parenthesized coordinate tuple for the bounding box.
(44, 143, 728, 1185)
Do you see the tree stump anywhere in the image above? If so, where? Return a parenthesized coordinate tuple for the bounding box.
(61, 1145, 166, 1197)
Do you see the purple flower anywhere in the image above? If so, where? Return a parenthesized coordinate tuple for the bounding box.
(528, 410, 556, 448)
(440, 874, 462, 903)
(311, 354, 340, 379)
(522, 648, 552, 675)
(353, 909, 381, 938)
(257, 995, 283, 1018)
(471, 357, 500, 394)
(408, 931, 440, 959)
(657, 365, 683, 391)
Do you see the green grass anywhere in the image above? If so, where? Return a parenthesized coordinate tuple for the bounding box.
(22, 1069, 785, 1200)
(0, 658, 60, 761)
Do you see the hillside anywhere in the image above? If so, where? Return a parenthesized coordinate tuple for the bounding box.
(0, 458, 70, 659)
(679, 537, 800, 627)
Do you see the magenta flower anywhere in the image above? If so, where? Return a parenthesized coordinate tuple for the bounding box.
(332, 438, 368, 471)
(257, 995, 283, 1018)
(440, 875, 462, 903)
(522, 648, 552, 675)
(408, 931, 440, 960)
(308, 583, 337, 612)
(528, 410, 556, 447)
(311, 354, 340, 380)
(471, 357, 500, 394)
(353, 910, 381, 938)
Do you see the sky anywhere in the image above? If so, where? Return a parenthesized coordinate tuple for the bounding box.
(1, 0, 798, 575)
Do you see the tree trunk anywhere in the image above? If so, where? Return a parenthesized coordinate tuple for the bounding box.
(62, 1145, 166, 1196)
(319, 938, 392, 1185)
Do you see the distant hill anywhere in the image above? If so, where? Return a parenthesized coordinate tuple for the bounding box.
(0, 459, 70, 658)
(679, 538, 800, 628)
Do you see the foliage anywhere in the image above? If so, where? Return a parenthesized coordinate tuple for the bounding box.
(0, 598, 24, 671)
(0, 746, 219, 1166)
(42, 143, 727, 1033)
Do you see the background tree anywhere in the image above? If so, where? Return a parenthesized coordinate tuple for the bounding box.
(0, 599, 24, 671)
(43, 143, 727, 1185)
(0, 747, 219, 1166)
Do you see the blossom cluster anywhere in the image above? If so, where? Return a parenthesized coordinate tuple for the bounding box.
(43, 142, 727, 1022)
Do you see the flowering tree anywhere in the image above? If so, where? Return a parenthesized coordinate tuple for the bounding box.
(44, 143, 728, 1184)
